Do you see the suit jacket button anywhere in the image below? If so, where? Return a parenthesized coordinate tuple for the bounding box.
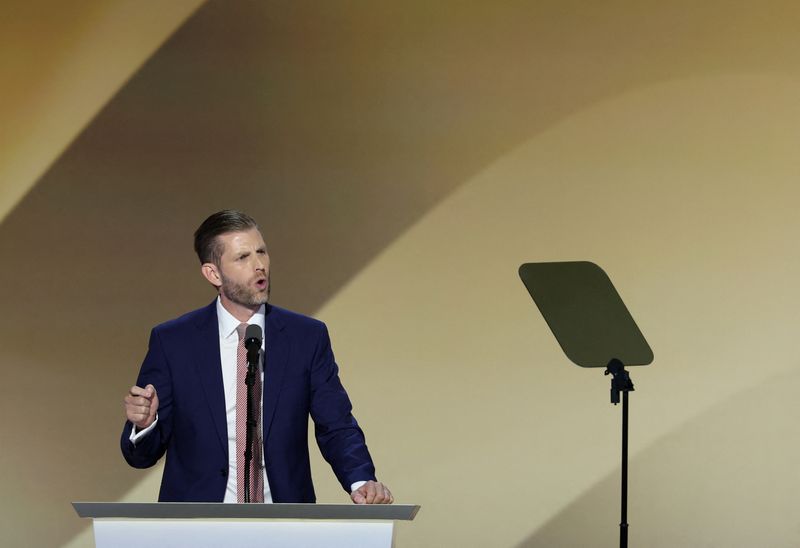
(220, 468, 227, 477)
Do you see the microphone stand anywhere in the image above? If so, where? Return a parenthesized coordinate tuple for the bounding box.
(243, 335, 261, 503)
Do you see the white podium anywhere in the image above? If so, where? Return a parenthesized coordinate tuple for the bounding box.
(73, 502, 420, 548)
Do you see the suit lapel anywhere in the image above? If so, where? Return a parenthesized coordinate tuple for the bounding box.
(263, 305, 288, 444)
(193, 302, 228, 456)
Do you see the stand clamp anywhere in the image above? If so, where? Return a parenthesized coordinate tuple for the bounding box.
(605, 358, 635, 405)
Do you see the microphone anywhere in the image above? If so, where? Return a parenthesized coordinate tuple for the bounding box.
(242, 323, 263, 503)
(244, 324, 262, 366)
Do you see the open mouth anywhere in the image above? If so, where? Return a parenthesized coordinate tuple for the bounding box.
(255, 278, 267, 290)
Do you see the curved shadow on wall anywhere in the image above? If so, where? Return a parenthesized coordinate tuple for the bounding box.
(2, 1, 800, 546)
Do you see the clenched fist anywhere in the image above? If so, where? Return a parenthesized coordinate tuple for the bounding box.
(124, 384, 159, 430)
(351, 480, 393, 505)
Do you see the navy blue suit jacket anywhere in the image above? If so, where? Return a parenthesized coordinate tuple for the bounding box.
(120, 301, 376, 502)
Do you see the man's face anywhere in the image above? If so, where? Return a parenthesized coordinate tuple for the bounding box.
(212, 228, 271, 308)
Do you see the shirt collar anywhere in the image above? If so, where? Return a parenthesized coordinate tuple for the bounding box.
(216, 296, 266, 340)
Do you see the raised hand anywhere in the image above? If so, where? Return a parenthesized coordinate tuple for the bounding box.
(124, 384, 159, 430)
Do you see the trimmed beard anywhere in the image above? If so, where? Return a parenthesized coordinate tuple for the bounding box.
(219, 271, 270, 307)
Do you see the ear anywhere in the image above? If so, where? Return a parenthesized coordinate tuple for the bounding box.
(201, 262, 222, 289)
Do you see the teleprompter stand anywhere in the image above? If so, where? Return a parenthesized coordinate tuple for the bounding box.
(518, 261, 653, 548)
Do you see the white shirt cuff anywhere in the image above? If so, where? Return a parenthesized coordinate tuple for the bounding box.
(350, 480, 367, 493)
(129, 414, 158, 445)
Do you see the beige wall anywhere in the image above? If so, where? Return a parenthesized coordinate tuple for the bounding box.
(1, 2, 799, 547)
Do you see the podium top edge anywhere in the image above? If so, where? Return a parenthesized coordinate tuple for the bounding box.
(72, 502, 419, 521)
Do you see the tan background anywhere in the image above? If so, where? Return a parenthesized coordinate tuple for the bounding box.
(1, 1, 799, 546)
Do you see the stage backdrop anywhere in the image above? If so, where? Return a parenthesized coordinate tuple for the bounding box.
(1, 1, 799, 547)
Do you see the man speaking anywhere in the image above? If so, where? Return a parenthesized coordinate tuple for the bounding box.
(121, 210, 392, 505)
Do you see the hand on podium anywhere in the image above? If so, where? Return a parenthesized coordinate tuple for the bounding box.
(124, 384, 159, 430)
(351, 481, 393, 505)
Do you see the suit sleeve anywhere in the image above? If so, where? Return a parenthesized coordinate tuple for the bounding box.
(120, 328, 174, 469)
(309, 324, 377, 493)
